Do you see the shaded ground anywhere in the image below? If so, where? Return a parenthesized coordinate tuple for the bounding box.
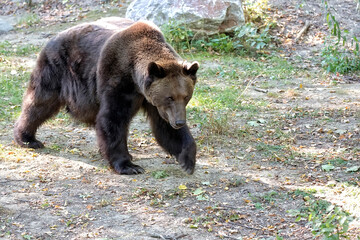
(0, 0, 359, 239)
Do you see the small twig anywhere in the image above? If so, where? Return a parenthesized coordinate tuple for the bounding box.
(228, 221, 262, 230)
(149, 234, 166, 240)
(222, 234, 240, 240)
(173, 234, 187, 240)
(295, 21, 311, 43)
(212, 206, 241, 210)
(238, 75, 262, 100)
(149, 232, 188, 240)
(239, 224, 262, 230)
(0, 179, 24, 184)
(14, 212, 23, 220)
(254, 87, 268, 93)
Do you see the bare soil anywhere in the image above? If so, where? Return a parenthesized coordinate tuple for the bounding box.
(0, 0, 359, 239)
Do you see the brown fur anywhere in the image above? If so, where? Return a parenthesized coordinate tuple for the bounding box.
(14, 17, 199, 174)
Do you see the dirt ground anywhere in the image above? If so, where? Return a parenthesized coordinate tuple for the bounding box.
(0, 0, 359, 239)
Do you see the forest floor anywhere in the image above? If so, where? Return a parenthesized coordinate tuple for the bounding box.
(0, 0, 359, 239)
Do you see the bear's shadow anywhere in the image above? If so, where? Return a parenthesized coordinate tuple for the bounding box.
(32, 115, 186, 175)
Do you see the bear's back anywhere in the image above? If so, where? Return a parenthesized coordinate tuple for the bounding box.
(32, 18, 136, 124)
(45, 18, 134, 57)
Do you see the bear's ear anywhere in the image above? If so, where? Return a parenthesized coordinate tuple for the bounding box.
(183, 61, 199, 76)
(148, 62, 166, 79)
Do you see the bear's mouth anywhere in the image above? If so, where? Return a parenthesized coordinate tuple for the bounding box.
(170, 123, 183, 130)
(159, 109, 185, 129)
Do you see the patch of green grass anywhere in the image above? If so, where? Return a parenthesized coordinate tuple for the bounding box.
(98, 198, 111, 207)
(255, 142, 284, 153)
(185, 52, 300, 144)
(267, 91, 279, 98)
(190, 53, 300, 87)
(199, 112, 233, 136)
(49, 144, 62, 152)
(321, 41, 360, 74)
(151, 170, 169, 179)
(17, 13, 41, 28)
(190, 85, 269, 115)
(191, 85, 241, 111)
(253, 141, 298, 163)
(254, 202, 263, 209)
(22, 234, 33, 240)
(0, 61, 30, 124)
(0, 41, 40, 56)
(289, 190, 354, 239)
(84, 9, 123, 21)
(262, 190, 281, 203)
(237, 55, 297, 81)
(0, 46, 73, 128)
(327, 158, 348, 166)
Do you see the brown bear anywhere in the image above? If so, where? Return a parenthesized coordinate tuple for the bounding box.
(14, 17, 199, 175)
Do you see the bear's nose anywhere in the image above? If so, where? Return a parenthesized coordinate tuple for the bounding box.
(175, 120, 186, 128)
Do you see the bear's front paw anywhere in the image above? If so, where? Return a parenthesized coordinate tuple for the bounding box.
(178, 143, 196, 175)
(111, 160, 145, 175)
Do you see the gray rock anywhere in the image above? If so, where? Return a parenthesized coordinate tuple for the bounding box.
(126, 0, 245, 34)
(0, 16, 15, 35)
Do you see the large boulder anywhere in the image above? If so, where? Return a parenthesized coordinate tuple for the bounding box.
(125, 0, 245, 34)
(0, 16, 14, 34)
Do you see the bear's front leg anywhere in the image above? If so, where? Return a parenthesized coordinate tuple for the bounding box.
(95, 93, 144, 175)
(177, 133, 196, 174)
(144, 102, 196, 174)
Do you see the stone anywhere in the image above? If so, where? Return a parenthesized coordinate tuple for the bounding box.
(126, 0, 245, 35)
(0, 16, 14, 34)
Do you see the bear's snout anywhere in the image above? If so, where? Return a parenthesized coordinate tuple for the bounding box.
(175, 120, 186, 128)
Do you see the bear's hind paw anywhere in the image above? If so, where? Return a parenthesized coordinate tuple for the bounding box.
(17, 139, 44, 149)
(27, 140, 44, 149)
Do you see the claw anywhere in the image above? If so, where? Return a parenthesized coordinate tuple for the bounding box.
(186, 165, 195, 175)
(14, 133, 44, 149)
(26, 140, 44, 149)
(179, 158, 194, 175)
(178, 144, 196, 175)
(112, 160, 145, 175)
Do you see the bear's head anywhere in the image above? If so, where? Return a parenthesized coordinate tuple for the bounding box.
(145, 61, 199, 129)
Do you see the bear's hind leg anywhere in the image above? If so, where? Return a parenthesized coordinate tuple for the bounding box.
(14, 87, 62, 149)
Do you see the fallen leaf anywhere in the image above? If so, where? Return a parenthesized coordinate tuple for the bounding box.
(247, 121, 259, 127)
(346, 166, 360, 172)
(193, 188, 204, 195)
(86, 205, 93, 210)
(322, 164, 335, 172)
(339, 134, 346, 140)
(335, 129, 347, 134)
